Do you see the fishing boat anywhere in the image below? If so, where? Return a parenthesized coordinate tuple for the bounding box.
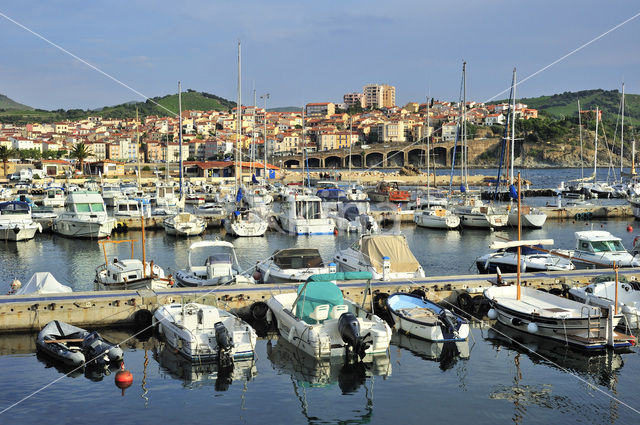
(52, 191, 115, 239)
(0, 201, 43, 241)
(163, 212, 206, 237)
(562, 230, 639, 268)
(36, 320, 123, 367)
(569, 274, 640, 328)
(153, 302, 257, 363)
(367, 180, 410, 203)
(386, 292, 469, 342)
(174, 240, 254, 287)
(9, 272, 72, 295)
(255, 248, 336, 283)
(42, 187, 66, 208)
(278, 194, 335, 235)
(333, 233, 425, 280)
(476, 243, 574, 274)
(265, 273, 392, 360)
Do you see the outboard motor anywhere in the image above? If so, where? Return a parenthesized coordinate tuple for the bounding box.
(214, 322, 233, 368)
(82, 331, 124, 364)
(338, 312, 370, 360)
(438, 309, 458, 338)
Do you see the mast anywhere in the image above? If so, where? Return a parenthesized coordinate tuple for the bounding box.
(262, 93, 270, 181)
(136, 107, 141, 188)
(426, 96, 431, 206)
(165, 120, 169, 182)
(252, 89, 256, 177)
(621, 82, 625, 178)
(349, 115, 353, 185)
(462, 61, 467, 189)
(510, 68, 517, 185)
(301, 107, 306, 187)
(235, 40, 242, 193)
(578, 100, 583, 180)
(594, 106, 599, 181)
(178, 81, 183, 199)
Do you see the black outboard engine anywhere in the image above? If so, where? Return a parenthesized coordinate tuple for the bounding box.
(338, 312, 370, 360)
(214, 322, 233, 368)
(438, 309, 458, 338)
(82, 331, 124, 365)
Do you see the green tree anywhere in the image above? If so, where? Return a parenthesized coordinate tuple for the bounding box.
(69, 142, 93, 175)
(0, 145, 15, 177)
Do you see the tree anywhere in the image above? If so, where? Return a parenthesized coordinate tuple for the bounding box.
(0, 145, 15, 177)
(69, 142, 92, 175)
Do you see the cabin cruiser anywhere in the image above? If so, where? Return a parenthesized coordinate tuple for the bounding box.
(414, 207, 460, 230)
(333, 233, 425, 280)
(507, 205, 547, 228)
(558, 230, 640, 269)
(153, 303, 257, 363)
(265, 273, 392, 360)
(367, 180, 410, 203)
(256, 248, 336, 283)
(113, 198, 151, 219)
(52, 191, 115, 239)
(476, 243, 574, 274)
(277, 194, 335, 235)
(0, 201, 43, 241)
(163, 212, 206, 237)
(154, 183, 178, 208)
(101, 183, 124, 207)
(174, 240, 254, 287)
(42, 187, 66, 208)
(95, 257, 168, 290)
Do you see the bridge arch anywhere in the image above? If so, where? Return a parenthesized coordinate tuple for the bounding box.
(407, 148, 426, 166)
(283, 159, 300, 168)
(306, 157, 322, 168)
(386, 150, 404, 167)
(346, 154, 363, 168)
(324, 155, 343, 169)
(364, 152, 384, 168)
(432, 146, 447, 167)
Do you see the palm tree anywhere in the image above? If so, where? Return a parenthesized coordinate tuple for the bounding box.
(0, 145, 15, 178)
(69, 142, 92, 176)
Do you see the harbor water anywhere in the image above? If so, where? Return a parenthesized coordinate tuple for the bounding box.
(1, 168, 640, 424)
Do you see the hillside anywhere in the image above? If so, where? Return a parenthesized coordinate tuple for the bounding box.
(0, 94, 33, 110)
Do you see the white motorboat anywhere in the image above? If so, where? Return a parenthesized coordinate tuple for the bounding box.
(52, 191, 115, 239)
(223, 209, 268, 237)
(414, 207, 460, 230)
(0, 201, 42, 241)
(113, 198, 151, 219)
(386, 292, 469, 342)
(256, 248, 336, 283)
(163, 212, 206, 237)
(42, 187, 66, 208)
(327, 202, 379, 234)
(507, 205, 547, 228)
(174, 240, 254, 287)
(561, 230, 639, 269)
(454, 199, 508, 229)
(9, 272, 72, 295)
(154, 183, 178, 208)
(278, 194, 335, 235)
(569, 274, 640, 328)
(476, 243, 574, 274)
(153, 302, 257, 363)
(194, 202, 226, 217)
(265, 273, 392, 360)
(101, 183, 124, 207)
(333, 233, 425, 280)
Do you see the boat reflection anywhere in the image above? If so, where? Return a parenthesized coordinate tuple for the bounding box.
(391, 333, 469, 371)
(154, 343, 257, 391)
(35, 351, 122, 381)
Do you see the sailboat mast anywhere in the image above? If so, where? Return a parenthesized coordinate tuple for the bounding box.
(578, 100, 583, 180)
(349, 115, 353, 184)
(178, 81, 183, 198)
(252, 89, 256, 177)
(510, 68, 516, 185)
(165, 120, 169, 182)
(236, 41, 242, 192)
(302, 107, 306, 187)
(594, 106, 599, 181)
(426, 96, 431, 205)
(621, 82, 625, 178)
(136, 107, 141, 187)
(462, 62, 467, 188)
(263, 93, 269, 180)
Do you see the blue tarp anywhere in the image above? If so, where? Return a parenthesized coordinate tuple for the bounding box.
(236, 187, 243, 202)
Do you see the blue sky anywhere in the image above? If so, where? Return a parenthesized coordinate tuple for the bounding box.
(0, 1, 639, 110)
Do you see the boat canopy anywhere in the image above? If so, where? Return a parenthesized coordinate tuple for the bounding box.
(307, 271, 373, 282)
(295, 281, 344, 324)
(15, 272, 72, 295)
(361, 235, 420, 274)
(273, 248, 324, 269)
(0, 201, 30, 215)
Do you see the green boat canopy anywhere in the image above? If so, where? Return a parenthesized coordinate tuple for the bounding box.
(306, 271, 372, 282)
(296, 281, 344, 324)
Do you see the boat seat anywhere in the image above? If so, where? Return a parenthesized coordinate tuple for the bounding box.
(330, 304, 348, 319)
(309, 304, 330, 323)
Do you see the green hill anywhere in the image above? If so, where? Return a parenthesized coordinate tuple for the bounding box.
(0, 94, 33, 110)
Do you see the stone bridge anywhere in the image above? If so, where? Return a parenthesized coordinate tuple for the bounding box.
(277, 138, 500, 168)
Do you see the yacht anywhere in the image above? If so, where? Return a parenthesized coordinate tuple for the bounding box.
(333, 233, 425, 280)
(278, 194, 335, 235)
(42, 187, 66, 208)
(113, 198, 151, 219)
(453, 197, 508, 229)
(174, 240, 254, 287)
(0, 201, 42, 241)
(52, 191, 115, 239)
(154, 183, 178, 208)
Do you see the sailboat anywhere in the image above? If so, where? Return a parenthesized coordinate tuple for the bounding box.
(223, 41, 268, 237)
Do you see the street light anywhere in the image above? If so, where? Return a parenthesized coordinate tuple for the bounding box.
(260, 93, 270, 179)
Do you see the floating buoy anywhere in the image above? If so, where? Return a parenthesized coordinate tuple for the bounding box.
(114, 363, 133, 396)
(333, 228, 338, 236)
(627, 225, 633, 232)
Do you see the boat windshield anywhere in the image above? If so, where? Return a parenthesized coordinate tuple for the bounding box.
(75, 203, 105, 213)
(273, 249, 324, 269)
(191, 246, 235, 267)
(589, 240, 626, 253)
(0, 203, 29, 215)
(296, 200, 321, 219)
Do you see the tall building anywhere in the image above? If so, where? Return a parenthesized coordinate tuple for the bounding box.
(343, 92, 365, 108)
(363, 84, 396, 109)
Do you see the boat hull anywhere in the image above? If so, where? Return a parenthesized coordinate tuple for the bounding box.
(414, 213, 460, 229)
(52, 217, 115, 239)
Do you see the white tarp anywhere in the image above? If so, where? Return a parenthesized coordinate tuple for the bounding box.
(15, 272, 73, 295)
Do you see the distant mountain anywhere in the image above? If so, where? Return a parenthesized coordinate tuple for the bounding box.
(0, 94, 33, 110)
(268, 106, 301, 112)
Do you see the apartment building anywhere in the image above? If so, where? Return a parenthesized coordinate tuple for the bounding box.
(363, 84, 396, 109)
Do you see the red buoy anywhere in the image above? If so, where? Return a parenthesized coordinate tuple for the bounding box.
(115, 363, 133, 396)
(627, 225, 633, 232)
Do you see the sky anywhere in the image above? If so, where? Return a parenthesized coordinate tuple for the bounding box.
(0, 1, 639, 111)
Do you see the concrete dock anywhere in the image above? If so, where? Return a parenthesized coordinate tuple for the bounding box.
(1, 268, 637, 333)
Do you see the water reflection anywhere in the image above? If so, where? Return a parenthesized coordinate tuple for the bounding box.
(391, 333, 469, 371)
(35, 351, 122, 382)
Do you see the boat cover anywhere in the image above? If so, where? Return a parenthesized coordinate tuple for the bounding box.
(361, 235, 420, 274)
(15, 272, 73, 295)
(307, 271, 372, 282)
(296, 281, 344, 324)
(274, 248, 324, 269)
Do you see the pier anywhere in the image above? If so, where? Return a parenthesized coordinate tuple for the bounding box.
(1, 268, 638, 333)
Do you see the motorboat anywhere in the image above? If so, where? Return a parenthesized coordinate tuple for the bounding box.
(154, 183, 178, 208)
(569, 274, 640, 328)
(0, 201, 43, 241)
(367, 180, 410, 203)
(386, 292, 469, 342)
(507, 205, 547, 228)
(265, 273, 392, 360)
(194, 202, 226, 217)
(414, 207, 460, 230)
(391, 333, 469, 370)
(476, 243, 574, 274)
(174, 240, 255, 287)
(333, 233, 425, 280)
(9, 272, 72, 295)
(42, 187, 66, 208)
(561, 230, 639, 268)
(153, 303, 257, 363)
(327, 202, 379, 234)
(113, 198, 151, 219)
(277, 194, 336, 235)
(36, 320, 123, 367)
(223, 208, 269, 237)
(52, 191, 115, 239)
(163, 212, 206, 237)
(256, 248, 337, 283)
(101, 183, 124, 207)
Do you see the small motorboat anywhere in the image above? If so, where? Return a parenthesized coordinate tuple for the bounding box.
(0, 200, 43, 241)
(163, 212, 206, 237)
(562, 230, 639, 268)
(36, 320, 123, 367)
(385, 292, 469, 342)
(256, 248, 336, 283)
(153, 303, 257, 363)
(476, 243, 574, 274)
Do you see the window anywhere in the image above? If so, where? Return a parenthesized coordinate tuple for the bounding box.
(91, 203, 105, 212)
(76, 203, 91, 212)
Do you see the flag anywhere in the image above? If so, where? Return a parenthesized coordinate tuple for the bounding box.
(269, 169, 276, 179)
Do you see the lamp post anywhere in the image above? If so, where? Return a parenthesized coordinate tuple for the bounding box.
(260, 93, 270, 180)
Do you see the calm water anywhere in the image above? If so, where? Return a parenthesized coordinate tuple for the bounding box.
(1, 168, 640, 424)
